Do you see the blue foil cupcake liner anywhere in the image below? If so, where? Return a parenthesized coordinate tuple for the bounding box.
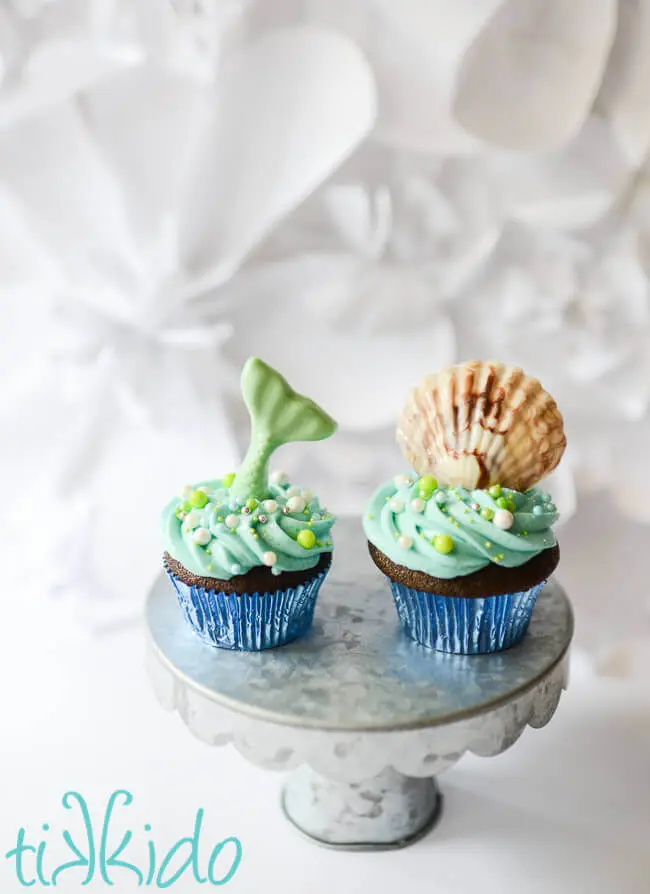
(387, 579, 546, 654)
(165, 565, 329, 651)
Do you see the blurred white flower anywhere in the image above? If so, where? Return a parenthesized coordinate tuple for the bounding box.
(0, 23, 377, 621)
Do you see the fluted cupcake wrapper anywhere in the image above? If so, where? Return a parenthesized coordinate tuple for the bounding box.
(387, 579, 546, 654)
(166, 566, 329, 651)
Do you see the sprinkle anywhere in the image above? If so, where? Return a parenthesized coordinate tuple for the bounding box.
(532, 505, 545, 516)
(231, 563, 243, 575)
(184, 511, 200, 529)
(208, 564, 213, 571)
(485, 541, 492, 548)
(222, 472, 236, 488)
(287, 495, 306, 513)
(393, 474, 413, 488)
(192, 527, 211, 546)
(286, 486, 301, 498)
(270, 471, 288, 486)
(435, 491, 446, 504)
(302, 490, 314, 501)
(303, 509, 310, 516)
(180, 485, 193, 499)
(263, 551, 277, 567)
(188, 489, 208, 509)
(258, 514, 268, 523)
(367, 513, 374, 520)
(493, 509, 514, 530)
(411, 498, 425, 513)
(262, 499, 278, 513)
(397, 534, 413, 550)
(432, 534, 454, 554)
(298, 529, 316, 549)
(198, 485, 211, 494)
(245, 498, 259, 511)
(225, 514, 239, 529)
(389, 497, 405, 513)
(217, 516, 223, 522)
(326, 541, 331, 547)
(470, 502, 480, 511)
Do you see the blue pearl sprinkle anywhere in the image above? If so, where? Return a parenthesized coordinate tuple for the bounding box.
(532, 505, 545, 516)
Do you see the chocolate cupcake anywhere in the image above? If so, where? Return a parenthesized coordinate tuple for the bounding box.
(161, 357, 336, 651)
(363, 361, 566, 654)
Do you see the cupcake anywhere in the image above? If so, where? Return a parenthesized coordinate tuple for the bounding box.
(161, 357, 337, 651)
(363, 361, 566, 654)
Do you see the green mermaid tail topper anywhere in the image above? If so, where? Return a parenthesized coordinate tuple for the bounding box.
(231, 358, 337, 501)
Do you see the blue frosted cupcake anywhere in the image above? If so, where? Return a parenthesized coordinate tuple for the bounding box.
(161, 357, 336, 651)
(364, 361, 566, 654)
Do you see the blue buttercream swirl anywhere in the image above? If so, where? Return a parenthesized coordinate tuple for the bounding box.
(162, 479, 334, 579)
(363, 475, 558, 579)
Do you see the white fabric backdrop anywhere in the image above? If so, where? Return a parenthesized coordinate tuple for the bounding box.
(0, 0, 648, 672)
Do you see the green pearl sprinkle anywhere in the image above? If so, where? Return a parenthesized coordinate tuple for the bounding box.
(188, 489, 208, 509)
(432, 534, 454, 554)
(495, 497, 509, 509)
(419, 475, 438, 493)
(481, 507, 494, 520)
(297, 529, 316, 549)
(245, 497, 258, 511)
(222, 472, 236, 488)
(488, 484, 502, 498)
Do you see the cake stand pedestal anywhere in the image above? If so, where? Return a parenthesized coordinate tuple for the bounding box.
(145, 519, 573, 850)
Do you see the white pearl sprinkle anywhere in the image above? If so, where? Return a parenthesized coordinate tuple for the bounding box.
(262, 551, 277, 567)
(301, 490, 314, 501)
(270, 470, 289, 485)
(225, 514, 239, 529)
(470, 502, 480, 511)
(180, 485, 193, 499)
(192, 527, 211, 545)
(393, 474, 412, 488)
(262, 499, 278, 513)
(287, 495, 306, 513)
(184, 511, 200, 529)
(389, 497, 405, 512)
(286, 486, 301, 498)
(397, 534, 413, 550)
(411, 498, 425, 513)
(493, 509, 514, 530)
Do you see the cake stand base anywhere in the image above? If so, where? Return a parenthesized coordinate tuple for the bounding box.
(146, 519, 573, 850)
(281, 766, 441, 850)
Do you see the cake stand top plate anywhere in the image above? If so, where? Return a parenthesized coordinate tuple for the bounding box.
(146, 518, 573, 734)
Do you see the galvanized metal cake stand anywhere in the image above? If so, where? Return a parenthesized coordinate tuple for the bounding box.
(145, 519, 573, 850)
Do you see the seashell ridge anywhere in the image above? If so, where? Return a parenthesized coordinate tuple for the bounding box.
(396, 361, 566, 492)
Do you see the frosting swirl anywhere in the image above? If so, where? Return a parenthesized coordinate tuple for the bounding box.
(162, 477, 334, 579)
(363, 474, 558, 579)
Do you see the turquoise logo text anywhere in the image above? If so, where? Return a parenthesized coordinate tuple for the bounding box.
(5, 790, 242, 888)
